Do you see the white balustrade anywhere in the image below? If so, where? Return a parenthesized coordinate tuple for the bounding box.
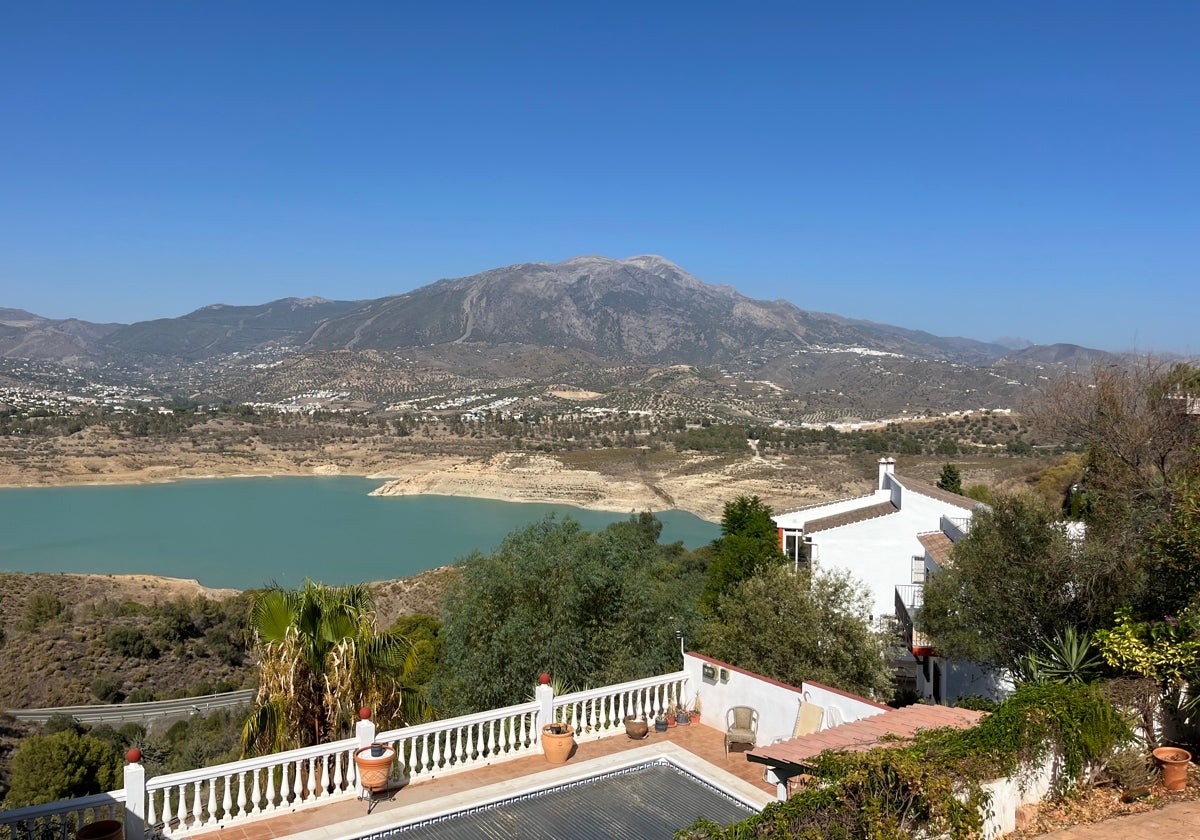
(140, 738, 362, 836)
(0, 671, 691, 840)
(0, 792, 124, 840)
(375, 700, 540, 783)
(553, 671, 689, 740)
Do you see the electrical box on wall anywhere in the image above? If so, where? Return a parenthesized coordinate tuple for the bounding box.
(702, 663, 717, 681)
(719, 667, 730, 683)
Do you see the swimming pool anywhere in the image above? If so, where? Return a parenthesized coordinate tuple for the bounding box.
(348, 749, 766, 840)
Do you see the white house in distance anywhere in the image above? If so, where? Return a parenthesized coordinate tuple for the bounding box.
(773, 457, 978, 623)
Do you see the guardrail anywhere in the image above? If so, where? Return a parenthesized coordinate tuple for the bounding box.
(6, 690, 256, 726)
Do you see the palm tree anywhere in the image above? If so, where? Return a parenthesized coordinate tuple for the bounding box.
(241, 580, 421, 756)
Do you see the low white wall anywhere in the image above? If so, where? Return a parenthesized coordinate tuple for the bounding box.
(981, 753, 1055, 839)
(684, 653, 804, 745)
(799, 680, 888, 727)
(683, 655, 888, 745)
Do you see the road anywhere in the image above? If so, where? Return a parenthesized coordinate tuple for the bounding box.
(5, 689, 256, 726)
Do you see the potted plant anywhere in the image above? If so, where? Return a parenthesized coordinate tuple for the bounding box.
(654, 712, 669, 733)
(623, 714, 649, 740)
(674, 703, 691, 726)
(541, 721, 575, 764)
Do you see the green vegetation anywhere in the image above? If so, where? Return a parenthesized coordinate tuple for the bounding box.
(430, 514, 700, 716)
(680, 683, 1127, 840)
(19, 592, 69, 632)
(921, 494, 1123, 675)
(699, 565, 893, 699)
(241, 581, 417, 756)
(923, 363, 1200, 686)
(4, 728, 120, 808)
(701, 495, 785, 612)
(936, 462, 962, 494)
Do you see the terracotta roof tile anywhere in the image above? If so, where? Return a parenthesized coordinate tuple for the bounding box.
(803, 501, 898, 534)
(894, 476, 978, 511)
(917, 531, 954, 566)
(746, 704, 985, 769)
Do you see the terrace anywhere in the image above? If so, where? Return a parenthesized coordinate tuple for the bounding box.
(2, 655, 888, 840)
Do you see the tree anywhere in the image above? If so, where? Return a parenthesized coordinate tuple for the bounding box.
(921, 494, 1126, 676)
(936, 463, 962, 495)
(701, 496, 785, 611)
(1144, 472, 1200, 616)
(429, 514, 701, 716)
(240, 581, 416, 756)
(1030, 361, 1200, 617)
(698, 565, 892, 700)
(5, 729, 120, 807)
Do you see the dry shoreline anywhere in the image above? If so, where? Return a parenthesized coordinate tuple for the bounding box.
(0, 450, 865, 525)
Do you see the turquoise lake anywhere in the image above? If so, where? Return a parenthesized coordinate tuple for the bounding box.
(0, 477, 719, 590)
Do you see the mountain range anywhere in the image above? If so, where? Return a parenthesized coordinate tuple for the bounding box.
(1, 256, 1128, 418)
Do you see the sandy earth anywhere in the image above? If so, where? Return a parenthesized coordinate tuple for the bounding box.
(0, 436, 869, 523)
(367, 451, 860, 522)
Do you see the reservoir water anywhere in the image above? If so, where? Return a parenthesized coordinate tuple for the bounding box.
(0, 477, 719, 590)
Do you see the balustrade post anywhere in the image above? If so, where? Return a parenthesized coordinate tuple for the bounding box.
(356, 707, 376, 748)
(355, 708, 376, 797)
(123, 749, 146, 840)
(535, 673, 554, 743)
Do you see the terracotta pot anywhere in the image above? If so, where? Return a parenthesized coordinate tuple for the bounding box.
(354, 744, 395, 792)
(623, 715, 648, 740)
(76, 821, 122, 840)
(1153, 746, 1191, 791)
(541, 723, 575, 764)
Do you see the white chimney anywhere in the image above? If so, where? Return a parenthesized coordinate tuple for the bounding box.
(878, 457, 896, 489)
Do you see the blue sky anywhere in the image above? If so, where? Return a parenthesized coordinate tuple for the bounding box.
(2, 2, 1196, 353)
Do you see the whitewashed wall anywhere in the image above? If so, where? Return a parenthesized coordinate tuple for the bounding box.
(683, 654, 887, 745)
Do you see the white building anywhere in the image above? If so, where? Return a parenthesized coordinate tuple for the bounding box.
(773, 458, 978, 622)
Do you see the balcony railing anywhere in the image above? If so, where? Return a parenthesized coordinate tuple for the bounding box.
(941, 515, 971, 543)
(895, 585, 936, 655)
(0, 671, 690, 840)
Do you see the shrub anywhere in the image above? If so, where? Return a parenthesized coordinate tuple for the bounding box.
(90, 676, 124, 703)
(20, 591, 69, 632)
(105, 626, 159, 659)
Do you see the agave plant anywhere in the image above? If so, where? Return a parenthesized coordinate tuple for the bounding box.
(241, 580, 422, 756)
(1018, 627, 1106, 685)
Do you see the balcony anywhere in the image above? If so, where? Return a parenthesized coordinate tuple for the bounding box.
(895, 584, 936, 656)
(941, 515, 971, 543)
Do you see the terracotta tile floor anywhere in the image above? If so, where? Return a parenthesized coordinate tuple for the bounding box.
(188, 723, 773, 840)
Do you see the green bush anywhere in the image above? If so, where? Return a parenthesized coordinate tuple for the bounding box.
(20, 592, 69, 632)
(90, 676, 124, 703)
(105, 626, 159, 659)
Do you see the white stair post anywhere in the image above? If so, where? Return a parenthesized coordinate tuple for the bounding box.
(123, 749, 146, 840)
(535, 673, 554, 746)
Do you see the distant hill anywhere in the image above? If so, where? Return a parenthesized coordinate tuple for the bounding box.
(0, 256, 1139, 416)
(0, 308, 122, 364)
